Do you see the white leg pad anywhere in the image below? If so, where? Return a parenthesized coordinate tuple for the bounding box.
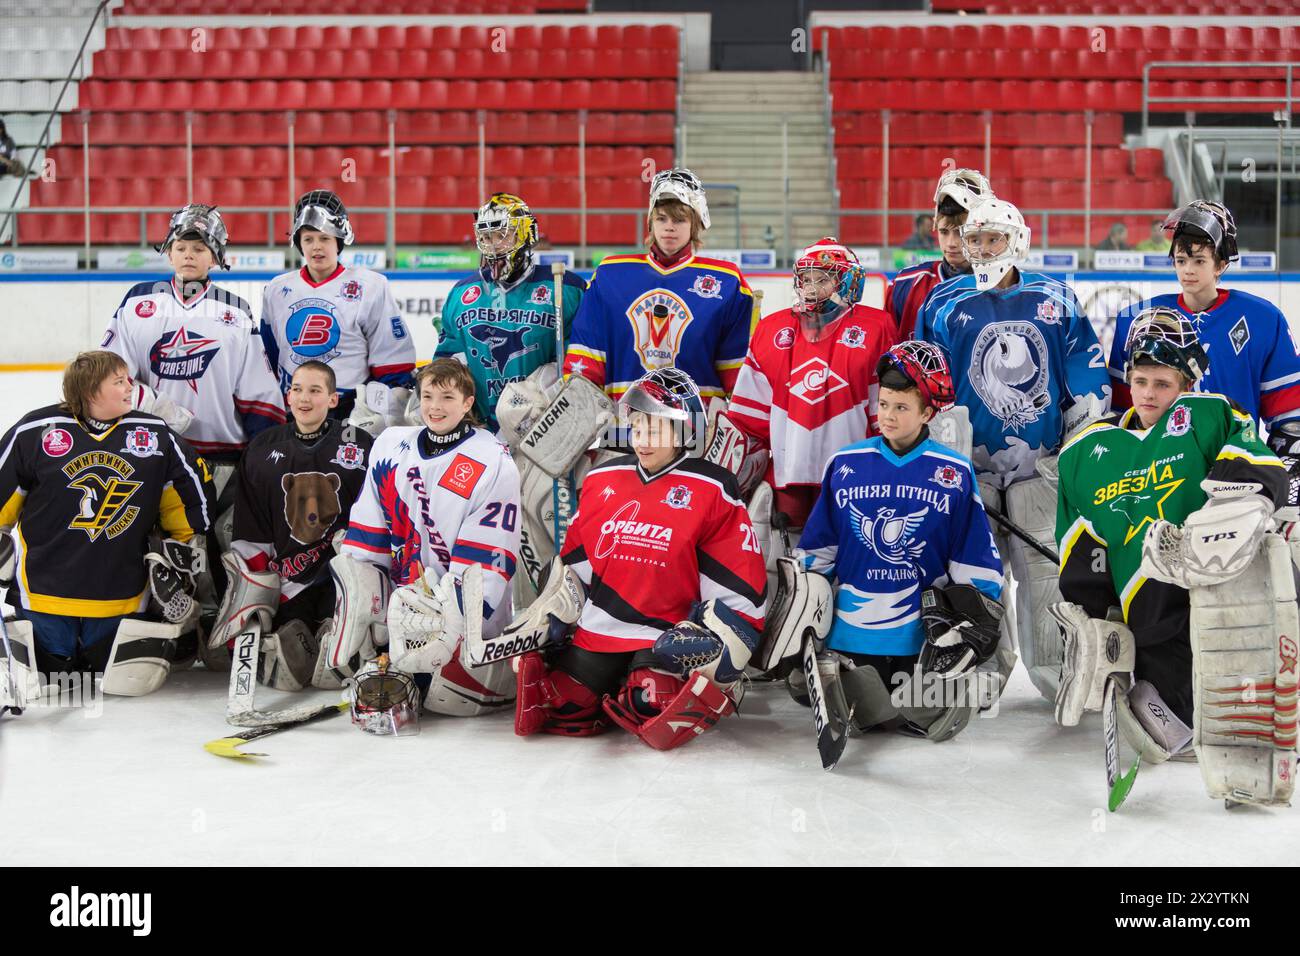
(211, 550, 280, 649)
(1050, 602, 1135, 726)
(1005, 475, 1067, 702)
(102, 619, 183, 697)
(259, 619, 318, 692)
(1115, 679, 1193, 764)
(1190, 535, 1298, 806)
(318, 554, 389, 687)
(1, 619, 42, 708)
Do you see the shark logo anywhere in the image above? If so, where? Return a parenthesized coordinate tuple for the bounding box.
(467, 324, 538, 373)
(847, 503, 928, 566)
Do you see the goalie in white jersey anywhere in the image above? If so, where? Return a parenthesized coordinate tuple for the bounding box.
(102, 203, 286, 463)
(260, 190, 417, 423)
(325, 359, 521, 726)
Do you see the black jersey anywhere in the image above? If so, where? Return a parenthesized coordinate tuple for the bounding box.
(230, 419, 373, 600)
(0, 405, 213, 617)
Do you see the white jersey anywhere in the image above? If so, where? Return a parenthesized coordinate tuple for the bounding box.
(103, 277, 286, 458)
(341, 424, 521, 637)
(260, 264, 416, 394)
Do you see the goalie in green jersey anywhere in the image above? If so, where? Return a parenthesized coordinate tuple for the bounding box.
(1052, 308, 1297, 807)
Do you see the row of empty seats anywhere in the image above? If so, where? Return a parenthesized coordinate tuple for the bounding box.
(829, 48, 1298, 81)
(836, 146, 1164, 180)
(839, 213, 1163, 248)
(0, 25, 104, 52)
(42, 145, 674, 180)
(829, 79, 1295, 113)
(0, 81, 80, 114)
(76, 78, 677, 112)
(839, 178, 1172, 210)
(121, 0, 585, 11)
(815, 24, 1300, 51)
(93, 47, 678, 81)
(968, 1, 1292, 12)
(833, 111, 1124, 146)
(1, 51, 87, 82)
(105, 24, 679, 51)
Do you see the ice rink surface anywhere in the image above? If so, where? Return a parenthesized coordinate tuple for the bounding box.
(1, 371, 1296, 867)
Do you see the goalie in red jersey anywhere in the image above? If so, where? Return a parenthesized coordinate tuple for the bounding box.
(471, 368, 768, 749)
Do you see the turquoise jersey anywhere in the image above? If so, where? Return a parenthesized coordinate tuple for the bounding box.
(436, 263, 587, 430)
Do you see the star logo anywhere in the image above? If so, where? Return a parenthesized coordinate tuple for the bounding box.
(571, 358, 587, 376)
(149, 326, 220, 393)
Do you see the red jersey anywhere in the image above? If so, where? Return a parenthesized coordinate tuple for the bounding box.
(560, 455, 767, 653)
(727, 304, 897, 494)
(885, 259, 967, 339)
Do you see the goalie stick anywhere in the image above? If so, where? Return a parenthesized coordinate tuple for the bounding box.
(984, 503, 1060, 564)
(551, 261, 577, 553)
(205, 702, 349, 759)
(1103, 675, 1141, 811)
(225, 622, 341, 727)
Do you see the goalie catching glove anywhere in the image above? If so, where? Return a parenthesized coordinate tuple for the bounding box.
(145, 537, 207, 625)
(386, 564, 481, 675)
(1140, 479, 1275, 589)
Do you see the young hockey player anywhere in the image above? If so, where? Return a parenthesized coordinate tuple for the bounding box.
(915, 195, 1110, 702)
(324, 358, 521, 719)
(260, 190, 416, 423)
(435, 193, 587, 432)
(1054, 308, 1293, 805)
(884, 168, 991, 339)
(710, 237, 897, 528)
(787, 341, 1008, 742)
(505, 368, 767, 747)
(207, 361, 373, 690)
(102, 203, 286, 463)
(0, 351, 212, 702)
(1107, 200, 1300, 458)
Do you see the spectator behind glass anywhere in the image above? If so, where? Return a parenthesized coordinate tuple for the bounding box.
(1095, 222, 1130, 251)
(900, 213, 938, 250)
(0, 119, 25, 179)
(1135, 218, 1166, 252)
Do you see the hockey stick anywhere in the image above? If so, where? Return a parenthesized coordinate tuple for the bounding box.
(984, 503, 1060, 564)
(551, 261, 576, 553)
(1103, 675, 1141, 811)
(205, 702, 349, 759)
(225, 621, 340, 728)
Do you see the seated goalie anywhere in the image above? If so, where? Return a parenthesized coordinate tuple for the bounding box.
(476, 368, 768, 748)
(206, 361, 373, 690)
(1053, 308, 1295, 806)
(784, 341, 1012, 744)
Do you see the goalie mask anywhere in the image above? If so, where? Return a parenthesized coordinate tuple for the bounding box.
(1163, 200, 1238, 263)
(934, 168, 993, 219)
(157, 203, 229, 270)
(793, 237, 866, 335)
(648, 167, 710, 231)
(349, 658, 421, 736)
(961, 197, 1030, 291)
(474, 192, 539, 284)
(291, 189, 355, 253)
(875, 341, 956, 411)
(619, 367, 706, 454)
(1124, 306, 1209, 385)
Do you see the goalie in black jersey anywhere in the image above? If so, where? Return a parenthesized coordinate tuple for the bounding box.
(206, 361, 373, 691)
(0, 351, 213, 708)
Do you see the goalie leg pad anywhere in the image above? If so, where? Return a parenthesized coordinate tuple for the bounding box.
(1189, 535, 1298, 806)
(101, 619, 183, 697)
(840, 659, 903, 732)
(1050, 602, 1135, 727)
(1005, 475, 1066, 702)
(607, 669, 735, 750)
(479, 557, 584, 666)
(1115, 679, 1193, 764)
(423, 636, 515, 716)
(211, 551, 280, 649)
(757, 558, 833, 671)
(518, 374, 615, 478)
(1, 619, 42, 709)
(703, 410, 770, 499)
(513, 458, 559, 606)
(319, 554, 390, 685)
(928, 404, 973, 461)
(258, 619, 318, 692)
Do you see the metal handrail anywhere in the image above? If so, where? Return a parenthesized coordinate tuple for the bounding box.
(1141, 60, 1299, 134)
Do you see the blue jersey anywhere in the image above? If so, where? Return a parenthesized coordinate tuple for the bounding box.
(1108, 289, 1300, 434)
(798, 435, 1003, 656)
(915, 271, 1110, 484)
(562, 253, 753, 403)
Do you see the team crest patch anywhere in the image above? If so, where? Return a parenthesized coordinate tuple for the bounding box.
(838, 325, 866, 348)
(437, 453, 487, 499)
(1229, 316, 1250, 355)
(461, 285, 483, 306)
(690, 275, 722, 300)
(286, 298, 341, 360)
(331, 441, 366, 470)
(931, 464, 962, 489)
(788, 358, 848, 406)
(662, 484, 693, 510)
(774, 327, 795, 350)
(218, 309, 237, 326)
(1165, 404, 1192, 437)
(150, 326, 220, 393)
(626, 289, 692, 368)
(41, 427, 73, 457)
(531, 285, 552, 305)
(341, 280, 362, 302)
(123, 426, 159, 458)
(1036, 300, 1061, 324)
(135, 300, 156, 318)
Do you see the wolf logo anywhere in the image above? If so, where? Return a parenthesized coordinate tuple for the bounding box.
(467, 324, 539, 373)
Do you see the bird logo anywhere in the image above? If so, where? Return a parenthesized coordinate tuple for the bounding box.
(847, 502, 929, 566)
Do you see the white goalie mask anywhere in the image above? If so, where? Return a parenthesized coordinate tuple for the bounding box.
(961, 197, 1030, 291)
(349, 659, 421, 736)
(933, 168, 993, 218)
(648, 167, 710, 231)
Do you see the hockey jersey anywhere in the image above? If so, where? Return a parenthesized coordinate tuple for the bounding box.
(560, 454, 767, 653)
(341, 424, 520, 635)
(435, 263, 587, 430)
(260, 264, 416, 399)
(231, 419, 374, 602)
(915, 271, 1111, 485)
(885, 258, 969, 340)
(1108, 289, 1300, 434)
(0, 406, 212, 617)
(1056, 392, 1286, 647)
(103, 277, 286, 459)
(728, 305, 898, 491)
(563, 253, 753, 402)
(798, 434, 1003, 656)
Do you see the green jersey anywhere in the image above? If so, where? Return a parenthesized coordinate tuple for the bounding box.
(436, 264, 587, 430)
(1056, 392, 1286, 646)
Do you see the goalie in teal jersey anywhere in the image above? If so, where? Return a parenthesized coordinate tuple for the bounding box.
(1052, 308, 1296, 805)
(435, 193, 587, 432)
